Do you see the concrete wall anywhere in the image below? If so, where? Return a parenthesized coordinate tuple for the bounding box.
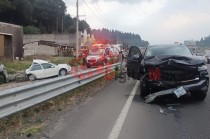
(23, 34, 76, 56)
(0, 22, 23, 59)
(0, 35, 4, 56)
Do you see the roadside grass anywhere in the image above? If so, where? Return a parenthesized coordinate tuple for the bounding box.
(0, 55, 118, 75)
(19, 124, 45, 137)
(0, 77, 109, 138)
(3, 61, 31, 74)
(68, 57, 83, 66)
(0, 55, 76, 74)
(50, 56, 72, 64)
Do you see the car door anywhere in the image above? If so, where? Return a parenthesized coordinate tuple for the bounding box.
(126, 46, 143, 80)
(41, 63, 58, 77)
(29, 64, 44, 79)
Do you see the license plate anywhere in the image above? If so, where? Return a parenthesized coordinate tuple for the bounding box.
(173, 86, 187, 98)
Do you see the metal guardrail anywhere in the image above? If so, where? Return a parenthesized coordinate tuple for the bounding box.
(0, 63, 119, 119)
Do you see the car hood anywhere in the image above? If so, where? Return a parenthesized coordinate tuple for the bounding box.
(144, 55, 205, 66)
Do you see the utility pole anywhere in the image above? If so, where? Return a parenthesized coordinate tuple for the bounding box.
(61, 16, 63, 34)
(76, 0, 79, 58)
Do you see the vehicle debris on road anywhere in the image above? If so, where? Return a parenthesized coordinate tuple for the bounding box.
(159, 108, 165, 114)
(145, 86, 186, 103)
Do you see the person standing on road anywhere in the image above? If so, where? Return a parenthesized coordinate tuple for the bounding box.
(82, 50, 88, 66)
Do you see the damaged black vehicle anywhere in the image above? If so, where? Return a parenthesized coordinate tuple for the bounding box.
(127, 44, 209, 102)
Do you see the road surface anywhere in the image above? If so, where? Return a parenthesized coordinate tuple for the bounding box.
(42, 65, 210, 139)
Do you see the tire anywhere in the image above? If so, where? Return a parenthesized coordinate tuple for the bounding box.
(192, 80, 208, 101)
(140, 77, 150, 98)
(28, 74, 36, 81)
(192, 91, 207, 101)
(59, 69, 67, 76)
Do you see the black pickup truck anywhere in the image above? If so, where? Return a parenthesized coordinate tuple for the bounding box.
(127, 44, 209, 101)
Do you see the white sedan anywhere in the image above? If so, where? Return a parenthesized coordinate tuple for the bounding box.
(26, 59, 71, 81)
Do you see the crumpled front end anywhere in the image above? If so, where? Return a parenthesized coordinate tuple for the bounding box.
(143, 56, 209, 102)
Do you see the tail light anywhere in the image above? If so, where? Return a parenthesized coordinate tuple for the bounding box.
(149, 68, 161, 81)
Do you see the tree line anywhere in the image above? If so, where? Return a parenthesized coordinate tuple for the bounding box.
(196, 35, 210, 47)
(0, 0, 90, 34)
(92, 28, 149, 47)
(0, 0, 149, 46)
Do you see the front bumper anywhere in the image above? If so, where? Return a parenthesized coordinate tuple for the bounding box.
(145, 79, 208, 103)
(87, 59, 104, 66)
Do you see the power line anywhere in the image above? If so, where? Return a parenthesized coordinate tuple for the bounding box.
(93, 2, 118, 30)
(82, 0, 113, 29)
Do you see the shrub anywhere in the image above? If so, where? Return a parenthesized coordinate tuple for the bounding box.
(24, 26, 40, 34)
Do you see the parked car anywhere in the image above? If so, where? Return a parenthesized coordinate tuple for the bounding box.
(26, 59, 71, 81)
(127, 44, 209, 101)
(0, 64, 8, 84)
(86, 47, 106, 68)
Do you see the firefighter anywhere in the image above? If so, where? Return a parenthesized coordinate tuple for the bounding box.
(82, 50, 88, 66)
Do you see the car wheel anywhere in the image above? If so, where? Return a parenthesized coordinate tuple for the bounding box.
(192, 80, 208, 101)
(59, 69, 67, 76)
(140, 76, 150, 98)
(28, 74, 36, 81)
(192, 90, 207, 101)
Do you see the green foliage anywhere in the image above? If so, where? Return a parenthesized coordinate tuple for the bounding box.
(197, 35, 210, 47)
(3, 61, 31, 74)
(0, 0, 14, 12)
(0, 0, 149, 45)
(68, 57, 83, 66)
(24, 26, 40, 34)
(50, 57, 71, 64)
(0, 0, 90, 34)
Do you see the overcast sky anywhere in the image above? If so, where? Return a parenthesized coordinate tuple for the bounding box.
(63, 0, 210, 44)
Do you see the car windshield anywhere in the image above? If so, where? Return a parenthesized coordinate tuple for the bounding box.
(89, 48, 104, 55)
(146, 45, 192, 57)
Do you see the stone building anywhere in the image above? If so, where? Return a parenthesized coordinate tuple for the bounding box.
(0, 22, 23, 60)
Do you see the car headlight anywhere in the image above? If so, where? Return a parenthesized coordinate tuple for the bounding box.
(198, 65, 208, 71)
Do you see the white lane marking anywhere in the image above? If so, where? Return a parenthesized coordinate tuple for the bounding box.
(108, 81, 140, 139)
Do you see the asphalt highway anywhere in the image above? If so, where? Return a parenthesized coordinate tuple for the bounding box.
(44, 65, 210, 139)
